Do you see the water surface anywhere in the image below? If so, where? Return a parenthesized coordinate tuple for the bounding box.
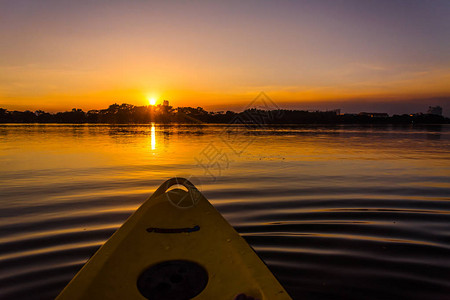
(0, 124, 449, 299)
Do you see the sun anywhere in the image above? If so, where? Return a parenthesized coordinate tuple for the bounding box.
(149, 98, 156, 106)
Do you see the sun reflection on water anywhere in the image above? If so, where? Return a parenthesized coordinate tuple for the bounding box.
(151, 123, 156, 150)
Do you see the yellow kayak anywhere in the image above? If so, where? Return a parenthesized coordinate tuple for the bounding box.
(57, 178, 292, 300)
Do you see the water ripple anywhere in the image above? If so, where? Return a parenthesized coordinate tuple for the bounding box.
(1, 124, 449, 299)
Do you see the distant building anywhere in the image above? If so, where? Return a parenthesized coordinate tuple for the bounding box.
(307, 109, 341, 115)
(358, 112, 389, 118)
(163, 100, 169, 107)
(427, 106, 442, 116)
(331, 109, 341, 115)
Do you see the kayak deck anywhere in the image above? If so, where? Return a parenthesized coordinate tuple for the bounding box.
(57, 178, 292, 299)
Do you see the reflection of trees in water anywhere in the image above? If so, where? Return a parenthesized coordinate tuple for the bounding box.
(424, 124, 442, 140)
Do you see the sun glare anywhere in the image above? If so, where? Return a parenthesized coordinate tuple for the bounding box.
(149, 98, 156, 106)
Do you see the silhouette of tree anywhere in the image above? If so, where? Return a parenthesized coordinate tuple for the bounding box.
(0, 104, 448, 124)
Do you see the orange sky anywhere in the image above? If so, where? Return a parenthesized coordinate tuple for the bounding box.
(1, 1, 449, 114)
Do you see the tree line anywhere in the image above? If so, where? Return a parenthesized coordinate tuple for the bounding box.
(0, 103, 448, 124)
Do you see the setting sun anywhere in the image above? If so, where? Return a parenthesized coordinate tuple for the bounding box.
(149, 98, 156, 106)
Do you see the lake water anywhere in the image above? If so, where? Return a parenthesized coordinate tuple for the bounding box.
(0, 124, 449, 299)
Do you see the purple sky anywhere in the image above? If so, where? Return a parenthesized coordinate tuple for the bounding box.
(1, 0, 449, 115)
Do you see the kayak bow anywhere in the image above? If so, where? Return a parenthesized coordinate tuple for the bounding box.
(57, 178, 292, 300)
